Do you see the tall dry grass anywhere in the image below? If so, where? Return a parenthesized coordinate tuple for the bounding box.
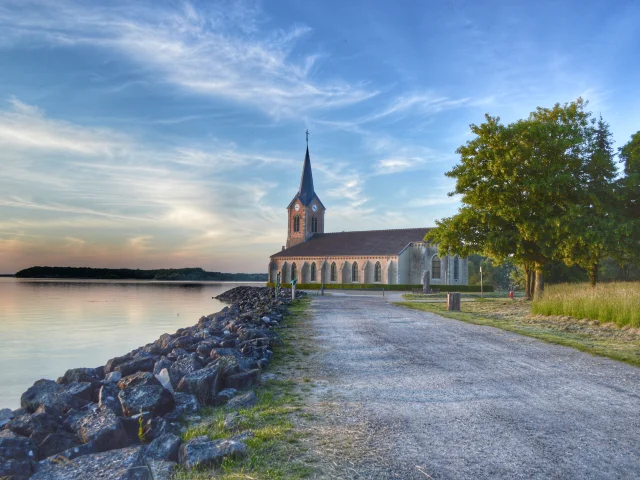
(532, 282, 640, 327)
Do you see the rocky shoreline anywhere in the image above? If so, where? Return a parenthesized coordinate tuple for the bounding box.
(0, 286, 304, 479)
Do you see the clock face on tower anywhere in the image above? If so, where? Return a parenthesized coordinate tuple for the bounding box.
(294, 204, 300, 211)
(312, 204, 318, 212)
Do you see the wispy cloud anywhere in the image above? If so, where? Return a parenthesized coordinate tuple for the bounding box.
(0, 1, 376, 118)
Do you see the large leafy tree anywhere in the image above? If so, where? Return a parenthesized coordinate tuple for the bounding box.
(556, 117, 619, 286)
(428, 99, 600, 298)
(616, 130, 640, 267)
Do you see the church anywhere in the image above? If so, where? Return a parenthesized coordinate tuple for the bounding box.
(268, 145, 469, 286)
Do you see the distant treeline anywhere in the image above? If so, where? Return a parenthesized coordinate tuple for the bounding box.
(15, 267, 267, 282)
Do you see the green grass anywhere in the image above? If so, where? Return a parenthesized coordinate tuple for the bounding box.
(397, 298, 640, 367)
(533, 282, 640, 328)
(173, 297, 315, 480)
(402, 291, 517, 301)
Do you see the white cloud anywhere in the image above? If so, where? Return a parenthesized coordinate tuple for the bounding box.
(0, 1, 377, 118)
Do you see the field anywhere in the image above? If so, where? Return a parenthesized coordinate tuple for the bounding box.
(533, 282, 640, 328)
(398, 289, 640, 367)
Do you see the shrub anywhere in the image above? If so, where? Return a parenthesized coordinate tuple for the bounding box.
(265, 283, 493, 293)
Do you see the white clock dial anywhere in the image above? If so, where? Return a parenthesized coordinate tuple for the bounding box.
(312, 204, 318, 212)
(294, 204, 300, 211)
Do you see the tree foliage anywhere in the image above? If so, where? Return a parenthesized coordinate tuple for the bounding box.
(427, 99, 635, 297)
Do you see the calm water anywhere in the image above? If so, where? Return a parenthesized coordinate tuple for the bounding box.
(0, 278, 256, 409)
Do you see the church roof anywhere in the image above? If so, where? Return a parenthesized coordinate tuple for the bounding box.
(271, 228, 431, 258)
(288, 146, 323, 207)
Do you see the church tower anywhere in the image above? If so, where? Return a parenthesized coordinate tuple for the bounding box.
(286, 144, 325, 248)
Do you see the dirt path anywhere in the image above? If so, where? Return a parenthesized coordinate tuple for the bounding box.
(303, 295, 640, 479)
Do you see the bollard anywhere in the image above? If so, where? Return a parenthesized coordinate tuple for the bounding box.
(292, 283, 296, 301)
(447, 293, 461, 311)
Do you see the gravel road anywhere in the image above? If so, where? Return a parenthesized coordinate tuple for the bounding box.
(308, 295, 640, 479)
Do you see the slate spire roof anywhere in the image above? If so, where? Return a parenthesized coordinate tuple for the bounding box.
(288, 146, 324, 209)
(297, 146, 315, 205)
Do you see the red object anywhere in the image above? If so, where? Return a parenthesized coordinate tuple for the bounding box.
(509, 291, 514, 299)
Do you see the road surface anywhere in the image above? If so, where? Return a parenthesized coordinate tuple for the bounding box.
(308, 294, 640, 479)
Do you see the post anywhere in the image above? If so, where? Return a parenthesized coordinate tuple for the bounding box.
(447, 293, 461, 311)
(291, 277, 296, 301)
(321, 283, 324, 296)
(276, 272, 281, 297)
(480, 266, 483, 298)
(423, 270, 431, 294)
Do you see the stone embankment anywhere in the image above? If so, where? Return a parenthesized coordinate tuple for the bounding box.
(0, 286, 304, 479)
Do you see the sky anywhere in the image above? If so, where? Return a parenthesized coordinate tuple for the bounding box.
(0, 0, 638, 274)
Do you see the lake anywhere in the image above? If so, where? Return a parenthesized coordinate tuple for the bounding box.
(0, 278, 257, 409)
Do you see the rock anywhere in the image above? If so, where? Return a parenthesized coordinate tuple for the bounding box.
(113, 357, 154, 377)
(0, 429, 36, 477)
(231, 431, 255, 442)
(195, 342, 215, 357)
(57, 368, 101, 386)
(37, 432, 81, 460)
(212, 388, 237, 407)
(103, 371, 122, 384)
(117, 372, 160, 390)
(20, 379, 62, 412)
(167, 336, 198, 350)
(144, 433, 182, 462)
(77, 409, 131, 453)
(32, 445, 149, 479)
(118, 385, 175, 418)
(176, 363, 222, 406)
(20, 380, 92, 414)
(104, 354, 133, 374)
(6, 411, 59, 445)
(153, 359, 172, 375)
(178, 436, 247, 470)
(223, 412, 245, 430)
(99, 383, 123, 416)
(154, 369, 174, 394)
(224, 369, 261, 391)
(260, 373, 278, 384)
(226, 391, 258, 410)
(145, 458, 176, 480)
(168, 355, 202, 388)
(167, 393, 200, 420)
(0, 408, 14, 428)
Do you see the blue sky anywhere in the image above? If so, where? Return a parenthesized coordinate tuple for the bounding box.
(0, 0, 638, 273)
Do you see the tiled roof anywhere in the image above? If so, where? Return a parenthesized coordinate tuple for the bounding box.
(271, 228, 431, 258)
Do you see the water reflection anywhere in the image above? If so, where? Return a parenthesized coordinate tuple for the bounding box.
(0, 278, 257, 409)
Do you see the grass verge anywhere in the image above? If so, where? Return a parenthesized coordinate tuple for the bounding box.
(396, 298, 640, 367)
(532, 282, 640, 328)
(173, 297, 316, 480)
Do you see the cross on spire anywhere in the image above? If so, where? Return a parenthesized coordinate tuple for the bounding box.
(306, 129, 309, 146)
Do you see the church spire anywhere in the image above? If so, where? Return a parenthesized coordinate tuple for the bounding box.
(297, 143, 315, 205)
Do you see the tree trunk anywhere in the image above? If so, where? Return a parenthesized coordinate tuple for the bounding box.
(524, 265, 535, 300)
(587, 262, 598, 287)
(534, 263, 544, 299)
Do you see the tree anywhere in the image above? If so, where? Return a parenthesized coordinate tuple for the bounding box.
(556, 116, 619, 286)
(616, 130, 640, 267)
(428, 99, 596, 298)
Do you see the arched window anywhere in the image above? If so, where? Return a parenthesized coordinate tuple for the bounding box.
(453, 256, 459, 281)
(330, 262, 337, 282)
(311, 262, 317, 281)
(374, 261, 382, 282)
(432, 256, 441, 279)
(291, 263, 297, 282)
(293, 215, 300, 233)
(352, 262, 359, 282)
(311, 216, 318, 233)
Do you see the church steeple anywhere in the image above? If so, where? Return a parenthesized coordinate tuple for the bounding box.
(297, 146, 315, 206)
(285, 139, 326, 249)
